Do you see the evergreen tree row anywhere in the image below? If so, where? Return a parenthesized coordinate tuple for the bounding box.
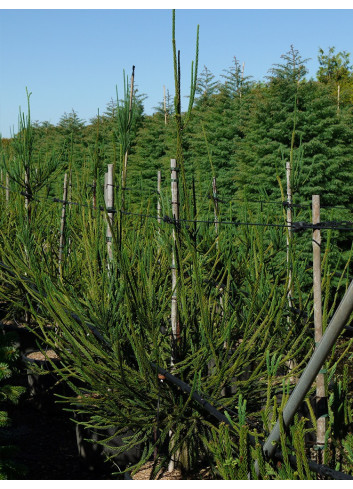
(2, 45, 353, 215)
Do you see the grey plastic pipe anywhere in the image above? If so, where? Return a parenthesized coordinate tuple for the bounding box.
(256, 278, 353, 474)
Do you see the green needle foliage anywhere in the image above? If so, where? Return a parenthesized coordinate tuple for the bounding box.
(1, 12, 353, 480)
(0, 332, 26, 479)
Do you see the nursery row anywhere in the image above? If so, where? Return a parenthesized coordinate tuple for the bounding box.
(0, 138, 353, 478)
(1, 11, 353, 479)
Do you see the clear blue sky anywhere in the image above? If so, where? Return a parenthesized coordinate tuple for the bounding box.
(1, 6, 352, 138)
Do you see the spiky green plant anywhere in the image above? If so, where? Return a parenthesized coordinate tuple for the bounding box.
(0, 332, 26, 479)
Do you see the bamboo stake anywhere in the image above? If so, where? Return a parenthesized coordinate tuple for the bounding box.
(24, 169, 31, 326)
(212, 176, 226, 393)
(312, 194, 326, 457)
(157, 170, 162, 256)
(170, 158, 180, 362)
(24, 170, 30, 217)
(212, 176, 222, 306)
(67, 172, 72, 257)
(157, 170, 162, 227)
(286, 161, 293, 308)
(58, 173, 68, 277)
(6, 173, 9, 203)
(286, 161, 297, 379)
(105, 164, 114, 266)
(169, 158, 179, 473)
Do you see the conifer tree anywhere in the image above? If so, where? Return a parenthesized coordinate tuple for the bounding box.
(317, 46, 353, 105)
(221, 56, 253, 98)
(0, 333, 26, 479)
(196, 65, 219, 101)
(232, 45, 353, 209)
(58, 109, 86, 137)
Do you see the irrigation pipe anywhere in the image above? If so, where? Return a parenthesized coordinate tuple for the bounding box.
(257, 278, 353, 475)
(151, 364, 353, 480)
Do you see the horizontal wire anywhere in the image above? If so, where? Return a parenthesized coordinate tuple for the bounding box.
(1, 181, 353, 231)
(121, 210, 353, 232)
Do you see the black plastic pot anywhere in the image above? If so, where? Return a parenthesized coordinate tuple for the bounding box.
(98, 426, 143, 468)
(1, 321, 39, 354)
(74, 411, 142, 471)
(74, 412, 106, 472)
(21, 349, 68, 414)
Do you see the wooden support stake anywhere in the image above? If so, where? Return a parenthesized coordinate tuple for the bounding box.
(286, 161, 297, 379)
(286, 161, 293, 308)
(157, 170, 162, 258)
(211, 176, 227, 392)
(67, 172, 72, 257)
(105, 164, 114, 266)
(6, 173, 9, 203)
(169, 158, 180, 473)
(58, 173, 68, 277)
(312, 194, 326, 455)
(24, 169, 31, 221)
(170, 158, 179, 361)
(157, 170, 162, 227)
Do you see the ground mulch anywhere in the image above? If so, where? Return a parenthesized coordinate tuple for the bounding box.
(131, 461, 212, 480)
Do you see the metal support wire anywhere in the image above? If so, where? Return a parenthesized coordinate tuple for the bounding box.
(1, 179, 353, 231)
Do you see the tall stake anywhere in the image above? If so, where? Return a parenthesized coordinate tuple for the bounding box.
(24, 170, 30, 218)
(286, 161, 293, 308)
(157, 170, 162, 226)
(67, 172, 72, 257)
(5, 173, 9, 203)
(105, 164, 114, 267)
(157, 170, 162, 238)
(169, 158, 180, 473)
(170, 158, 180, 363)
(58, 173, 68, 278)
(286, 161, 297, 378)
(312, 194, 326, 456)
(157, 170, 162, 256)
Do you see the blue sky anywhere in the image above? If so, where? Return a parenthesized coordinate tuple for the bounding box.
(1, 5, 352, 138)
